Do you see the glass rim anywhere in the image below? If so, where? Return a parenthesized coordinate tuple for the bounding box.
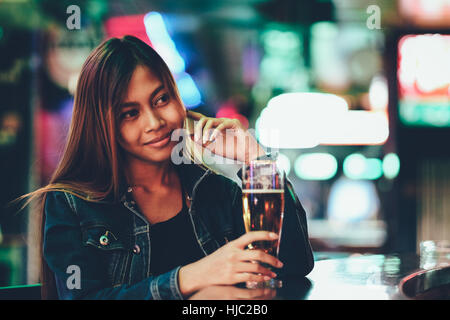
(245, 159, 278, 165)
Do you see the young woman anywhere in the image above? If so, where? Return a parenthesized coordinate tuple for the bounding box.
(21, 35, 314, 299)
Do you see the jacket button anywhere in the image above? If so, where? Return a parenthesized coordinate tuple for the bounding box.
(99, 235, 109, 246)
(132, 244, 141, 254)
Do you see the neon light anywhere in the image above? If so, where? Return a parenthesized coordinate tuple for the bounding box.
(382, 153, 400, 179)
(144, 12, 185, 74)
(343, 153, 383, 180)
(294, 153, 338, 180)
(143, 12, 201, 108)
(175, 72, 202, 108)
(216, 104, 249, 128)
(399, 101, 450, 127)
(398, 34, 450, 127)
(104, 14, 150, 46)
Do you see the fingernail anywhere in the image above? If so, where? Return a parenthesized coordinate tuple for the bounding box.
(277, 261, 284, 268)
(269, 232, 278, 239)
(271, 272, 277, 278)
(263, 276, 271, 281)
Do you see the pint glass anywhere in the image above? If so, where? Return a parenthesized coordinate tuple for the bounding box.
(241, 159, 284, 288)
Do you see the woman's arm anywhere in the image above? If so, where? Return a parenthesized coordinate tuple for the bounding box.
(43, 191, 183, 300)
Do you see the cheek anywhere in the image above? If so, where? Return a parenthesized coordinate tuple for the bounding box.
(164, 104, 186, 128)
(118, 123, 138, 148)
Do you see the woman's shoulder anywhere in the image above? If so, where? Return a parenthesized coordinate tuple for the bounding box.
(44, 189, 90, 210)
(44, 189, 120, 220)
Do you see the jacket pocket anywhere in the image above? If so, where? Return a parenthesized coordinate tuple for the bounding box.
(81, 223, 126, 251)
(80, 223, 130, 286)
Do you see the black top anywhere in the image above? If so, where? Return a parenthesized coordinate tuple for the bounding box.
(149, 184, 205, 276)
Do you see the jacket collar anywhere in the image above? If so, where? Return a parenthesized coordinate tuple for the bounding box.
(175, 162, 213, 199)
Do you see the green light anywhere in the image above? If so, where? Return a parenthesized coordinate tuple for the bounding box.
(262, 29, 301, 54)
(294, 153, 337, 180)
(399, 101, 450, 127)
(365, 159, 383, 180)
(383, 153, 400, 179)
(343, 153, 383, 180)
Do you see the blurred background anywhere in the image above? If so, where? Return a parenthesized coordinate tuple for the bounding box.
(0, 0, 449, 287)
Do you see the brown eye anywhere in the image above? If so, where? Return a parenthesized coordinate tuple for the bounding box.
(120, 109, 138, 119)
(154, 93, 170, 107)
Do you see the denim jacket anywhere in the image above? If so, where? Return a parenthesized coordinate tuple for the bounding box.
(43, 161, 314, 300)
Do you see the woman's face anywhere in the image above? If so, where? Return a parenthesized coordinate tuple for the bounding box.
(117, 65, 186, 164)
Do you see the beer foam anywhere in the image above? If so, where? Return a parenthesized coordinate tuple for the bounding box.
(242, 189, 284, 193)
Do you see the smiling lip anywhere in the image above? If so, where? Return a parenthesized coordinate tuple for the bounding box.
(144, 131, 172, 147)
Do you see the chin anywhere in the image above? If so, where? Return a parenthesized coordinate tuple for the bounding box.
(142, 145, 175, 164)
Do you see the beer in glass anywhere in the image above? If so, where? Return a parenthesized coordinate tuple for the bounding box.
(241, 159, 284, 288)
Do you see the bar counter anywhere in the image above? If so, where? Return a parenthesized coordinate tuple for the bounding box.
(189, 253, 450, 300)
(0, 253, 448, 300)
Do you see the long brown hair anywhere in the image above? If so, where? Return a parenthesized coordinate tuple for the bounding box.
(14, 35, 206, 299)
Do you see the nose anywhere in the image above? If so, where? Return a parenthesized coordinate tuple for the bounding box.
(143, 108, 165, 132)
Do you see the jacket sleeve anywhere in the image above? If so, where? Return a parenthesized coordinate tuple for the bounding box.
(43, 191, 183, 300)
(234, 167, 314, 278)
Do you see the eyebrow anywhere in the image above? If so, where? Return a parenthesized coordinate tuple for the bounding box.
(119, 85, 165, 109)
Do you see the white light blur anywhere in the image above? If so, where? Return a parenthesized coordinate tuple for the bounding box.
(382, 153, 401, 179)
(320, 110, 389, 145)
(398, 34, 450, 93)
(369, 75, 388, 111)
(343, 153, 366, 178)
(276, 152, 291, 176)
(256, 92, 389, 148)
(327, 177, 380, 222)
(256, 92, 348, 149)
(294, 153, 338, 180)
(399, 0, 450, 25)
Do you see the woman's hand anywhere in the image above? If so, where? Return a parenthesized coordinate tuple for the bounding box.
(187, 110, 266, 163)
(178, 231, 283, 297)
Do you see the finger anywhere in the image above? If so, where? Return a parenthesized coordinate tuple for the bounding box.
(234, 272, 271, 284)
(243, 250, 284, 269)
(236, 261, 277, 277)
(209, 120, 236, 142)
(202, 118, 220, 144)
(232, 231, 278, 249)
